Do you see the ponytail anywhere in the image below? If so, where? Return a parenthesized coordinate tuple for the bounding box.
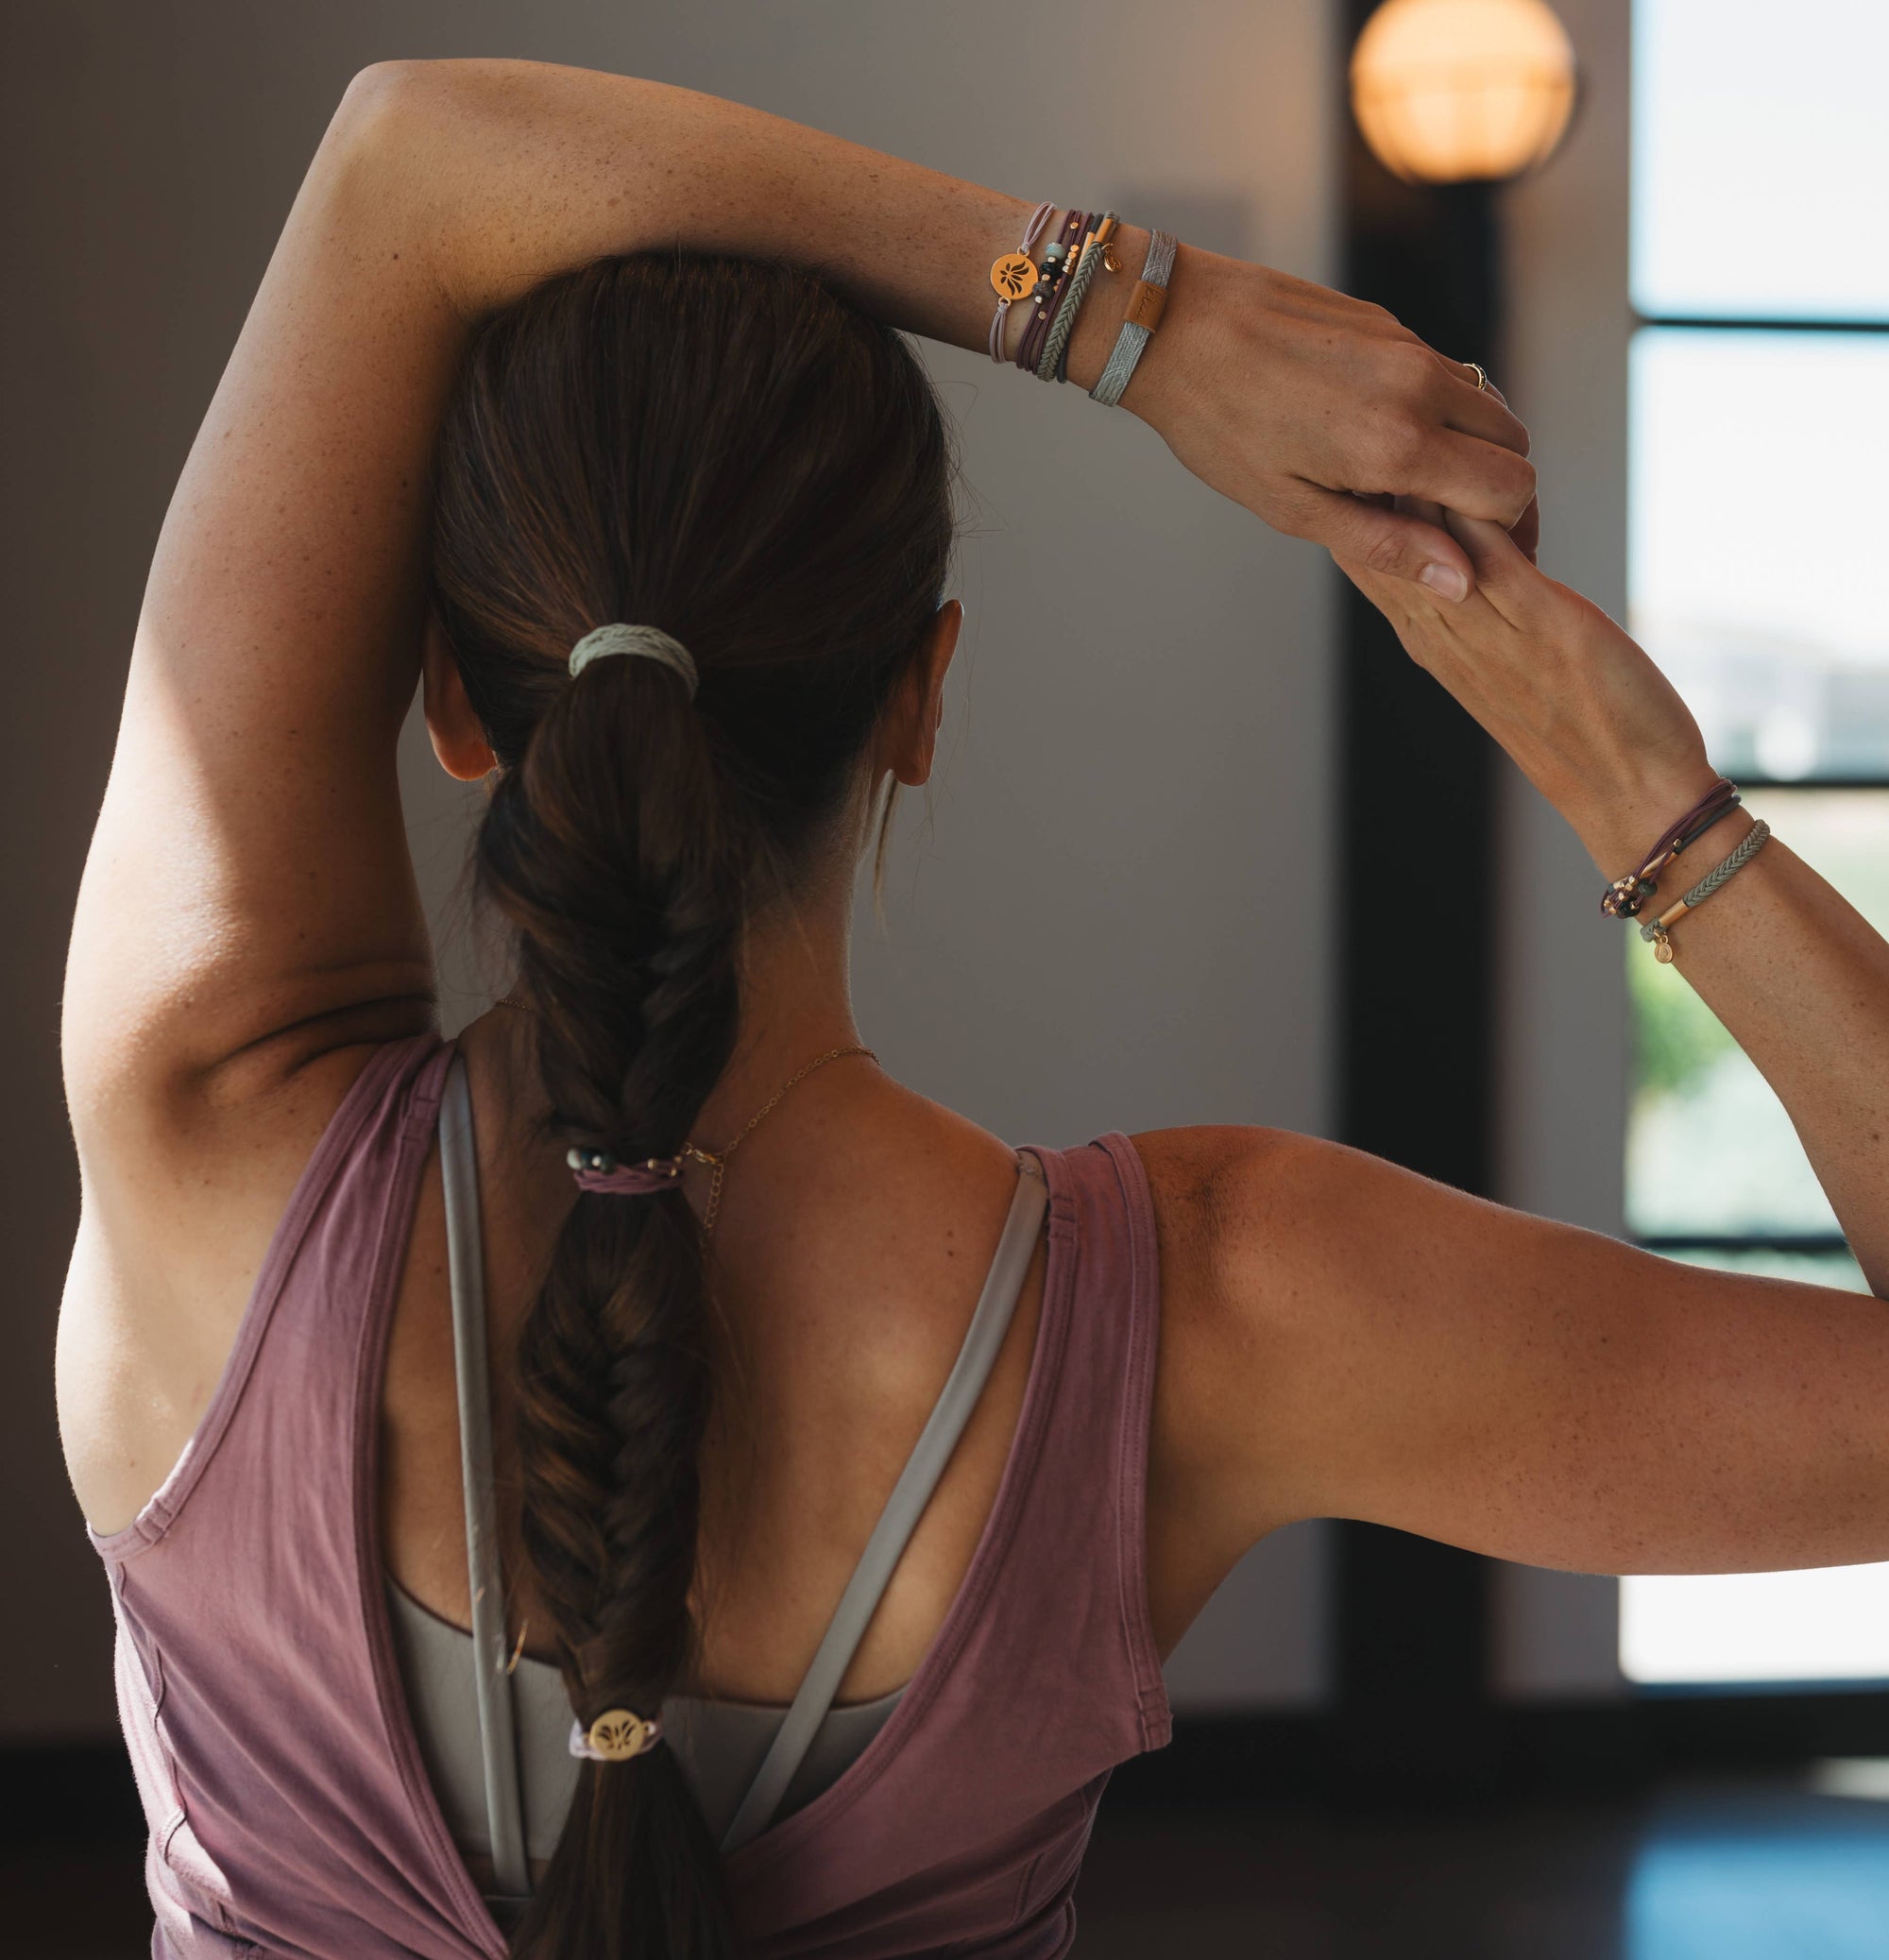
(479, 649, 739, 1957)
(429, 247, 954, 1956)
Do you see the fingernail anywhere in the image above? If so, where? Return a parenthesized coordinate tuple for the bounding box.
(1419, 563, 1470, 602)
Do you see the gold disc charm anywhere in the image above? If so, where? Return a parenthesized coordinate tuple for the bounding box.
(587, 1709, 657, 1761)
(1653, 930, 1675, 964)
(990, 251, 1040, 302)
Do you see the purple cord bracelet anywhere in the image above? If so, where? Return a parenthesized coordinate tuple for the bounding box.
(988, 200, 1057, 363)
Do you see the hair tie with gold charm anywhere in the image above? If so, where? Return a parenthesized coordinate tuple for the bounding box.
(989, 199, 1057, 362)
(569, 1708, 665, 1764)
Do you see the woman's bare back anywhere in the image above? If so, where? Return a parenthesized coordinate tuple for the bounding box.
(378, 1009, 1062, 1713)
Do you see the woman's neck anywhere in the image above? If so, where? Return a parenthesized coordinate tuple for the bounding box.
(470, 867, 874, 1179)
(691, 882, 869, 1152)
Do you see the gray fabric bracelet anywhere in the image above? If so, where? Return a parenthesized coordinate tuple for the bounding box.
(1090, 230, 1179, 407)
(1035, 212, 1116, 383)
(1640, 818, 1772, 955)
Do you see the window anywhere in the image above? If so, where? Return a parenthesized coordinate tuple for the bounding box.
(1620, 0, 1889, 1688)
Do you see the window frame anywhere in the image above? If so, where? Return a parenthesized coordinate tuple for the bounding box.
(1623, 177, 1889, 1683)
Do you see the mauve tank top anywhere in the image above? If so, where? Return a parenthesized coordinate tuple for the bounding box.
(88, 1031, 1173, 1958)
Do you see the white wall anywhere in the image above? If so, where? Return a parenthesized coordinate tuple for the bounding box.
(7, 0, 1341, 1739)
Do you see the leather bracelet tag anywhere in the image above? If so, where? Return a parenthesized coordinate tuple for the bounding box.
(1124, 278, 1168, 332)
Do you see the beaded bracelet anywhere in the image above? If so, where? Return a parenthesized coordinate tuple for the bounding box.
(1038, 213, 1119, 383)
(988, 200, 1057, 365)
(1639, 819, 1771, 963)
(1016, 209, 1090, 374)
(1600, 778, 1743, 919)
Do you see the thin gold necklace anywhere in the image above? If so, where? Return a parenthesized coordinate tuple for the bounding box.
(679, 1044, 876, 1241)
(496, 998, 873, 1241)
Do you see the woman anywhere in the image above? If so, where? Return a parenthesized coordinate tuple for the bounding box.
(58, 56, 1889, 1960)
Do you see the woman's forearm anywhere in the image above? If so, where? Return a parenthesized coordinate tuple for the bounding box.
(1574, 796, 1889, 1297)
(357, 57, 1538, 593)
(374, 59, 1154, 405)
(1339, 518, 1889, 1297)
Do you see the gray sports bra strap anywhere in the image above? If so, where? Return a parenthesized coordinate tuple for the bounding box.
(719, 1153, 1049, 1857)
(439, 1056, 532, 1903)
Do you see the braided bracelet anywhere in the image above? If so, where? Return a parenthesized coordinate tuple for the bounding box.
(1600, 778, 1742, 918)
(1639, 819, 1771, 963)
(1037, 213, 1119, 383)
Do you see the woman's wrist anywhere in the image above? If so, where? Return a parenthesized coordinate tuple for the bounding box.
(1558, 753, 1732, 885)
(1011, 213, 1156, 394)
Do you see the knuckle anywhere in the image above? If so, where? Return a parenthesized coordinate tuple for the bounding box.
(1381, 340, 1439, 400)
(1506, 453, 1540, 518)
(1268, 486, 1327, 543)
(1376, 412, 1431, 478)
(1362, 526, 1416, 580)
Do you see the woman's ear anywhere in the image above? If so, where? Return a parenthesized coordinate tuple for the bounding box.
(420, 611, 497, 782)
(882, 599, 962, 789)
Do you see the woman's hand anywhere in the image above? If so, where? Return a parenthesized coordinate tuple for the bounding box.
(1334, 508, 1716, 873)
(1125, 248, 1540, 604)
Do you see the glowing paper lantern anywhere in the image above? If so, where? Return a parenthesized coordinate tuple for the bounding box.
(1351, 0, 1577, 184)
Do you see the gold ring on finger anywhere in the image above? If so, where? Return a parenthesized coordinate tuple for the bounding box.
(1467, 361, 1491, 393)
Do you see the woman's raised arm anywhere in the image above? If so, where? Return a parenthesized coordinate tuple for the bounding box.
(65, 57, 1535, 1141)
(1140, 519, 1889, 1619)
(397, 60, 1536, 581)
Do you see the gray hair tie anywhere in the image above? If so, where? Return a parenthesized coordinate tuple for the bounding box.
(567, 623, 699, 699)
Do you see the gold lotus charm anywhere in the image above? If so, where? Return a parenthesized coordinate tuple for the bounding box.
(989, 252, 1040, 301)
(587, 1709, 656, 1761)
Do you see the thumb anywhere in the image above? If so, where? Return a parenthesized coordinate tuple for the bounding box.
(1306, 487, 1476, 603)
(1444, 507, 1536, 610)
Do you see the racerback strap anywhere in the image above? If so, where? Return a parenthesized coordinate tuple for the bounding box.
(438, 1056, 533, 1905)
(718, 1147, 1047, 1854)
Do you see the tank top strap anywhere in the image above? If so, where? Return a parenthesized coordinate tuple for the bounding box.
(717, 1150, 1047, 1855)
(436, 1059, 531, 1907)
(717, 1129, 1171, 1925)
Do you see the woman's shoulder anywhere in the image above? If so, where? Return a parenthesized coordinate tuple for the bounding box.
(1123, 1120, 1319, 1267)
(1124, 1121, 1348, 1658)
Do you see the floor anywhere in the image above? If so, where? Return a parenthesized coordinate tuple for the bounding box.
(15, 1779, 1889, 1958)
(1078, 1781, 1889, 1959)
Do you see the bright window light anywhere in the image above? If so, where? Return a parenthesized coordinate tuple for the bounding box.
(1634, 0, 1889, 318)
(1622, 1562, 1889, 1686)
(1629, 334, 1889, 784)
(1622, 790, 1889, 1688)
(1624, 0, 1889, 1701)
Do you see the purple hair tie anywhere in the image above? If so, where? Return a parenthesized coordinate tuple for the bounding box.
(565, 1146, 686, 1197)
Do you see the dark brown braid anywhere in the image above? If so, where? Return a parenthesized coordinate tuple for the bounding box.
(427, 250, 954, 1956)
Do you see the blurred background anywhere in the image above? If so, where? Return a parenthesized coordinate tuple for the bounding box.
(4, 0, 1885, 1952)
